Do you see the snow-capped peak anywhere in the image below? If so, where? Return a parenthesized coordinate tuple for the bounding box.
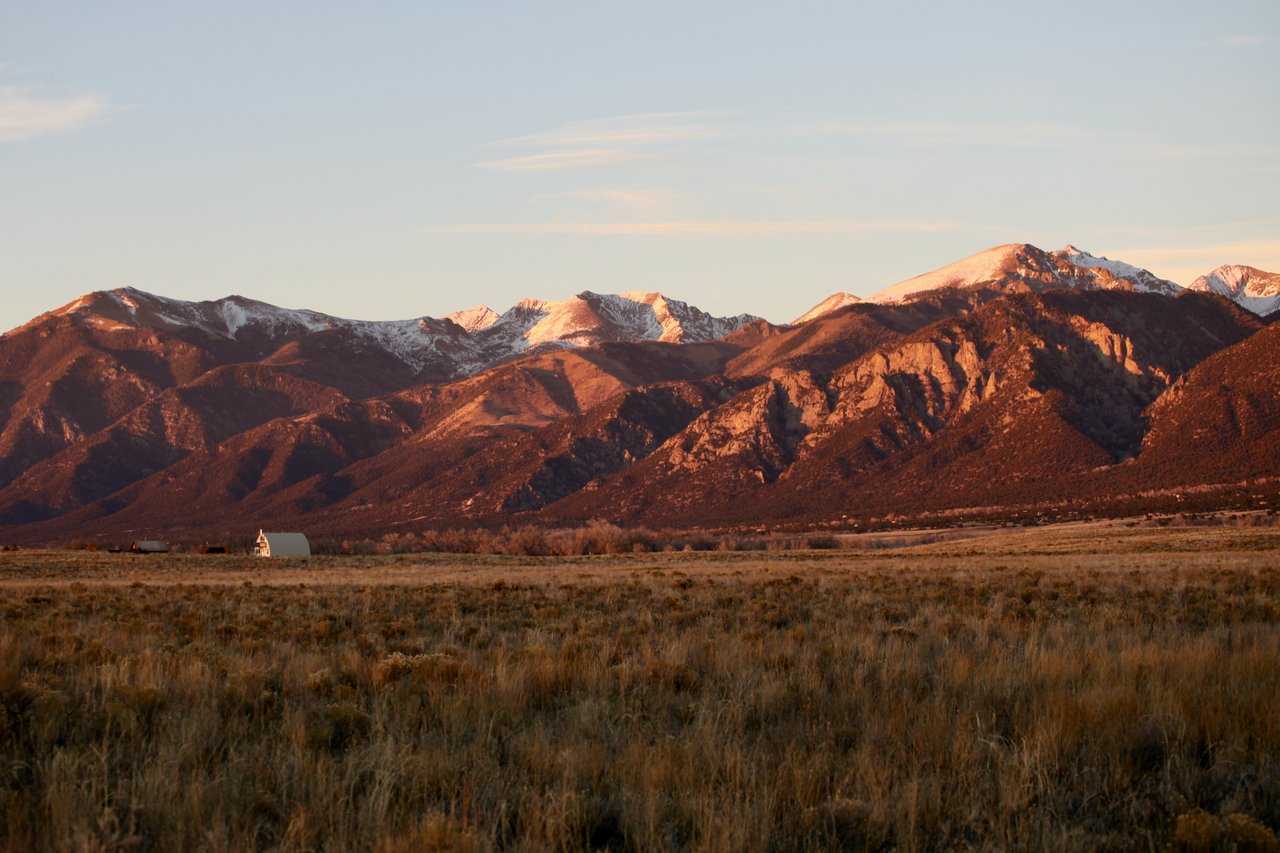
(1187, 264, 1280, 316)
(619, 290, 665, 305)
(867, 242, 1182, 303)
(792, 292, 862, 325)
(485, 290, 755, 350)
(31, 285, 749, 377)
(868, 244, 1033, 303)
(446, 305, 500, 333)
(112, 288, 142, 312)
(50, 288, 334, 337)
(1051, 245, 1181, 295)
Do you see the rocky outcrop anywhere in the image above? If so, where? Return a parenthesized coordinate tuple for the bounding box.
(665, 371, 831, 482)
(543, 290, 1262, 527)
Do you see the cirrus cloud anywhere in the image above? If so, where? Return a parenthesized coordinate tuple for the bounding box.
(421, 219, 958, 236)
(477, 148, 642, 172)
(478, 112, 722, 172)
(496, 112, 724, 149)
(0, 83, 115, 142)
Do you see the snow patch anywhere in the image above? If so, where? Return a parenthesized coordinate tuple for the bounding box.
(446, 305, 499, 333)
(50, 285, 755, 378)
(112, 289, 141, 313)
(869, 244, 1027, 303)
(1053, 245, 1181, 295)
(868, 242, 1182, 302)
(620, 290, 663, 305)
(219, 302, 249, 337)
(57, 295, 93, 315)
(1187, 265, 1280, 315)
(792, 292, 862, 325)
(1058, 244, 1144, 278)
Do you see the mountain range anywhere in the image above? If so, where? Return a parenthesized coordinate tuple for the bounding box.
(2, 242, 1277, 543)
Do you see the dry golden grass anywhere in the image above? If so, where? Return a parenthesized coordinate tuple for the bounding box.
(1, 526, 1278, 850)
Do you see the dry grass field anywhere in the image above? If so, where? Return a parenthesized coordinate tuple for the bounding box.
(1, 524, 1278, 851)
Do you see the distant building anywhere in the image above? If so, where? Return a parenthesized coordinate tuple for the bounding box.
(130, 540, 169, 554)
(254, 530, 310, 558)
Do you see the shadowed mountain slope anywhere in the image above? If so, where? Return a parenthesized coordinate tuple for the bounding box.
(5, 340, 745, 538)
(1123, 321, 1280, 488)
(1, 245, 1277, 542)
(545, 291, 1260, 526)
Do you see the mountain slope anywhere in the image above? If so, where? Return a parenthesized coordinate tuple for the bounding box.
(1186, 265, 1280, 316)
(23, 287, 757, 382)
(0, 365, 350, 524)
(727, 289, 1004, 382)
(868, 243, 1181, 303)
(545, 291, 1259, 526)
(0, 288, 753, 520)
(792, 292, 862, 325)
(2, 246, 1277, 543)
(0, 308, 219, 491)
(345, 380, 736, 528)
(5, 340, 745, 537)
(1124, 321, 1280, 488)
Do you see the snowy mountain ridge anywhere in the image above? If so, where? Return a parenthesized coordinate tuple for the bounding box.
(35, 287, 759, 380)
(1186, 265, 1280, 317)
(29, 245, 1279, 376)
(867, 243, 1182, 305)
(794, 242, 1280, 325)
(792, 292, 862, 325)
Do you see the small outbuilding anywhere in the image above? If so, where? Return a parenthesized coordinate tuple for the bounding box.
(131, 540, 169, 554)
(255, 530, 310, 558)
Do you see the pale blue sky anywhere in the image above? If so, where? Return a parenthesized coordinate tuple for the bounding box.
(2, 1, 1277, 332)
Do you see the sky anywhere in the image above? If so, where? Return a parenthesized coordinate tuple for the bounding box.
(1, 1, 1278, 332)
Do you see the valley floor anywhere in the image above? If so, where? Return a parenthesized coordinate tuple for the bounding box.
(2, 527, 1278, 850)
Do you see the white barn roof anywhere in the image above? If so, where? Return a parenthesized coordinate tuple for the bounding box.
(255, 530, 310, 558)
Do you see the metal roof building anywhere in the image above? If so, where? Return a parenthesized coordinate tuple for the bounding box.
(254, 530, 310, 558)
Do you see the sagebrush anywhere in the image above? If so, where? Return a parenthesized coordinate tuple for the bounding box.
(1, 531, 1278, 850)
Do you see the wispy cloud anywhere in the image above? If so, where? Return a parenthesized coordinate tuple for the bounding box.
(1125, 142, 1280, 161)
(1217, 35, 1268, 47)
(0, 83, 115, 142)
(498, 112, 724, 148)
(552, 189, 681, 206)
(422, 219, 957, 237)
(478, 148, 641, 172)
(785, 119, 1107, 150)
(506, 114, 1113, 152)
(533, 188, 684, 217)
(478, 112, 723, 172)
(478, 111, 1273, 177)
(478, 113, 1137, 175)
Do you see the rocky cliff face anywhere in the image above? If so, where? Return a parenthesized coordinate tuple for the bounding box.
(545, 290, 1261, 527)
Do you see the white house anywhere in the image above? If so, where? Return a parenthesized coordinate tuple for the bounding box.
(254, 530, 310, 558)
(130, 540, 169, 553)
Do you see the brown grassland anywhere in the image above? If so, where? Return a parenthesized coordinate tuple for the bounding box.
(1, 524, 1278, 851)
